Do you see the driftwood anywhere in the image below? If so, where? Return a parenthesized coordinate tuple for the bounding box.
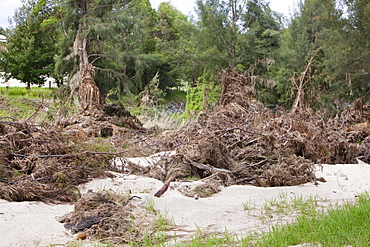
(187, 158, 232, 173)
(154, 175, 176, 197)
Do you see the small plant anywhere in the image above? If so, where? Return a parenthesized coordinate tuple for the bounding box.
(140, 108, 187, 130)
(184, 71, 221, 118)
(143, 198, 156, 212)
(174, 227, 238, 247)
(82, 137, 118, 153)
(66, 241, 83, 247)
(155, 212, 172, 231)
(258, 192, 325, 222)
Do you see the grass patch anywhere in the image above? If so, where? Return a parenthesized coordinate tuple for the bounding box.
(143, 199, 156, 212)
(141, 110, 187, 130)
(0, 87, 54, 120)
(174, 228, 238, 247)
(0, 87, 54, 99)
(165, 89, 187, 104)
(256, 192, 325, 223)
(82, 137, 119, 153)
(249, 192, 370, 247)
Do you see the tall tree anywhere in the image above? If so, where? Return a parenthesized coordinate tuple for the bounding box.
(55, 0, 159, 100)
(195, 0, 247, 71)
(152, 2, 198, 87)
(1, 0, 57, 88)
(276, 0, 340, 109)
(328, 0, 370, 100)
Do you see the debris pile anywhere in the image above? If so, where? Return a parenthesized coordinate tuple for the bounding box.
(0, 107, 146, 202)
(58, 191, 163, 245)
(136, 70, 370, 197)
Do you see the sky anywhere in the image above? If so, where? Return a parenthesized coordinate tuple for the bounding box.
(0, 0, 297, 29)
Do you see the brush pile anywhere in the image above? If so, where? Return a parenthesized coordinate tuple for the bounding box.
(135, 69, 370, 195)
(0, 107, 146, 202)
(57, 190, 166, 245)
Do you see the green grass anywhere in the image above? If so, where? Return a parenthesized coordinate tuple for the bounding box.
(63, 193, 370, 246)
(0, 87, 54, 98)
(256, 192, 325, 222)
(250, 192, 370, 247)
(0, 87, 54, 120)
(168, 192, 370, 247)
(173, 228, 238, 247)
(164, 89, 187, 104)
(143, 198, 156, 212)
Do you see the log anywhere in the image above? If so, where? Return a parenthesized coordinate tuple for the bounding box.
(154, 175, 176, 198)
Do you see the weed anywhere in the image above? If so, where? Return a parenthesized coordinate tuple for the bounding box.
(140, 108, 187, 130)
(144, 199, 156, 212)
(67, 241, 83, 247)
(243, 200, 256, 211)
(258, 192, 325, 222)
(174, 228, 238, 247)
(82, 138, 118, 153)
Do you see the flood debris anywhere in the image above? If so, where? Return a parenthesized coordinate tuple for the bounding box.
(0, 107, 145, 202)
(0, 70, 369, 245)
(58, 190, 165, 245)
(134, 70, 370, 197)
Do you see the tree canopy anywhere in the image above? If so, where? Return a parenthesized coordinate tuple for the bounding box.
(0, 0, 369, 113)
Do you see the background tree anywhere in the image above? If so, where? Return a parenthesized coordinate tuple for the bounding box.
(195, 0, 246, 71)
(326, 0, 370, 102)
(275, 0, 340, 110)
(54, 0, 159, 99)
(150, 2, 199, 88)
(242, 0, 282, 104)
(1, 0, 57, 88)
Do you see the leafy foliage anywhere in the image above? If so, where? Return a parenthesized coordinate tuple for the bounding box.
(1, 0, 57, 88)
(1, 0, 369, 113)
(185, 71, 220, 117)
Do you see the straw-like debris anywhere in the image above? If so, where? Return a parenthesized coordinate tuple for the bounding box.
(0, 108, 146, 202)
(135, 70, 370, 197)
(58, 190, 169, 245)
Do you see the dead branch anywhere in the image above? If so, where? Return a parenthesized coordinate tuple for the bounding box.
(154, 175, 176, 197)
(182, 155, 233, 174)
(229, 137, 258, 148)
(291, 49, 321, 112)
(9, 151, 123, 159)
(234, 177, 256, 184)
(26, 98, 44, 121)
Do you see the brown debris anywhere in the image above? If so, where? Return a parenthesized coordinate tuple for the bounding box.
(154, 174, 176, 197)
(138, 70, 370, 197)
(59, 191, 164, 245)
(0, 108, 146, 202)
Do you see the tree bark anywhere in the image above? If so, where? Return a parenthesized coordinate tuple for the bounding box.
(154, 175, 176, 198)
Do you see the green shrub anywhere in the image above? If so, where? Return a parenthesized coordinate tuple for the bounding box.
(185, 71, 220, 118)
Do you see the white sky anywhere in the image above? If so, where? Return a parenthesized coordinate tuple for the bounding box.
(0, 0, 297, 28)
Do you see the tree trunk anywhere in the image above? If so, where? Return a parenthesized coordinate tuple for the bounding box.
(68, 0, 102, 111)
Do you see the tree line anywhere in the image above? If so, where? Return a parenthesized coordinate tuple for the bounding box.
(0, 0, 369, 113)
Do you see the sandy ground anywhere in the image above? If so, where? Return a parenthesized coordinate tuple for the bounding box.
(1, 163, 370, 246)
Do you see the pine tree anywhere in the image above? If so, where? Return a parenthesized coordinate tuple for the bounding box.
(276, 0, 340, 109)
(54, 0, 159, 100)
